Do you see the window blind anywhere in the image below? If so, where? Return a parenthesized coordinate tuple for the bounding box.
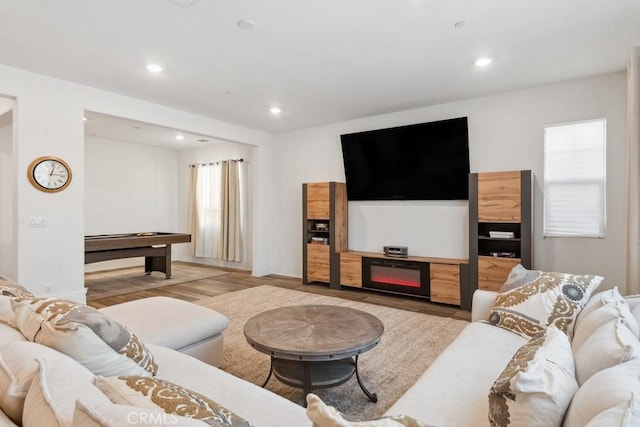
(543, 119, 606, 238)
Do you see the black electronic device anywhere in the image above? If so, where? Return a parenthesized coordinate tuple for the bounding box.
(383, 246, 409, 257)
(340, 117, 469, 201)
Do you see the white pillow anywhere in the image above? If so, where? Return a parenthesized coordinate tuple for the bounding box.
(21, 357, 111, 427)
(73, 400, 208, 427)
(95, 375, 252, 426)
(564, 359, 640, 427)
(306, 393, 430, 427)
(0, 341, 74, 424)
(0, 321, 26, 345)
(574, 318, 640, 385)
(579, 287, 625, 320)
(488, 325, 578, 426)
(584, 395, 640, 426)
(632, 304, 640, 328)
(12, 297, 157, 377)
(572, 299, 640, 351)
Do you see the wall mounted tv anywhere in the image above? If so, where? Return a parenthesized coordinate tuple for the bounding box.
(340, 117, 470, 201)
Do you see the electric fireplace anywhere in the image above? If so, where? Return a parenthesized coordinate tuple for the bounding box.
(362, 257, 430, 298)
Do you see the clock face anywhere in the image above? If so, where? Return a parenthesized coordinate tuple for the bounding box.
(28, 156, 72, 192)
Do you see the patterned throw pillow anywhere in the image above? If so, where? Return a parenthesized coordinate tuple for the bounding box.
(0, 277, 33, 298)
(488, 326, 578, 427)
(498, 265, 543, 293)
(485, 265, 602, 339)
(11, 297, 157, 377)
(95, 376, 252, 427)
(73, 400, 209, 427)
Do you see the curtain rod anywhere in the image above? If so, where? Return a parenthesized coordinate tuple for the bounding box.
(188, 158, 244, 167)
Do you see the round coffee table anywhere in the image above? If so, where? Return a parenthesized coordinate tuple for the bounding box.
(244, 304, 384, 404)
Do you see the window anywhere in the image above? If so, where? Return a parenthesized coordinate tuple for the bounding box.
(543, 119, 606, 238)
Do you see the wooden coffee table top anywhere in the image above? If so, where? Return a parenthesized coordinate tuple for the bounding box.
(244, 305, 384, 361)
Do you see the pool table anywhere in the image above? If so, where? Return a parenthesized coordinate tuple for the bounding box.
(85, 232, 191, 278)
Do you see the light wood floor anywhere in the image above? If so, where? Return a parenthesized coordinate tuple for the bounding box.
(87, 262, 471, 321)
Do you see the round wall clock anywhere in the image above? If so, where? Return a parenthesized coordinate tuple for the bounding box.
(27, 156, 72, 193)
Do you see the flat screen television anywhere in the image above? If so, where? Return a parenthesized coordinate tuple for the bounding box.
(340, 117, 470, 201)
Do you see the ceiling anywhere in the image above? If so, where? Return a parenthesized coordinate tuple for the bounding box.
(1, 0, 639, 134)
(83, 111, 225, 149)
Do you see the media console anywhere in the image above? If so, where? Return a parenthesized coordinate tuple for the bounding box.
(339, 251, 469, 308)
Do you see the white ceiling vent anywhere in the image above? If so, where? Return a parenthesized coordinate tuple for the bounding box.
(168, 0, 201, 8)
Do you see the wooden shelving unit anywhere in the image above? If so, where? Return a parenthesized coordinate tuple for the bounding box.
(302, 182, 348, 289)
(468, 170, 533, 305)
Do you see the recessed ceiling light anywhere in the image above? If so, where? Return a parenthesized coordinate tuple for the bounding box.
(237, 19, 256, 30)
(176, 135, 185, 140)
(146, 63, 163, 73)
(474, 57, 494, 67)
(269, 107, 282, 115)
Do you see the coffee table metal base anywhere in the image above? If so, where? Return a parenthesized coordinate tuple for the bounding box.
(261, 354, 377, 406)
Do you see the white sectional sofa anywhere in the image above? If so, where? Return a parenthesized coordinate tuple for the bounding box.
(387, 287, 640, 426)
(1, 269, 639, 426)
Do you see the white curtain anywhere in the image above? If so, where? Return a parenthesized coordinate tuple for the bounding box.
(189, 161, 243, 262)
(627, 47, 640, 295)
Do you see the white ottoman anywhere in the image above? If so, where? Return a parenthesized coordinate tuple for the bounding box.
(99, 296, 229, 367)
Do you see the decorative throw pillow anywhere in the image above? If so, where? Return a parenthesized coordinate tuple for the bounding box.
(73, 400, 209, 427)
(0, 341, 77, 423)
(22, 357, 112, 427)
(564, 359, 640, 427)
(498, 264, 543, 293)
(578, 287, 626, 321)
(572, 299, 640, 351)
(0, 321, 27, 344)
(12, 297, 158, 377)
(0, 277, 33, 298)
(573, 318, 640, 385)
(0, 275, 31, 325)
(485, 265, 602, 339)
(488, 325, 578, 427)
(583, 398, 640, 427)
(306, 394, 430, 427)
(95, 375, 252, 427)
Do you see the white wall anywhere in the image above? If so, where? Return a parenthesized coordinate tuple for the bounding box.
(84, 137, 178, 272)
(0, 107, 15, 279)
(0, 63, 273, 302)
(271, 73, 627, 290)
(176, 142, 254, 270)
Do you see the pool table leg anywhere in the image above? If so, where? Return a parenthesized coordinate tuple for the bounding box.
(144, 245, 172, 278)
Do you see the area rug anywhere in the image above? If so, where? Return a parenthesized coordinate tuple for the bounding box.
(196, 285, 468, 419)
(85, 263, 228, 300)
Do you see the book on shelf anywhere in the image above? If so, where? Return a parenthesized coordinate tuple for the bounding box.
(310, 237, 329, 245)
(490, 251, 517, 258)
(489, 231, 515, 239)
